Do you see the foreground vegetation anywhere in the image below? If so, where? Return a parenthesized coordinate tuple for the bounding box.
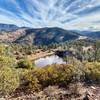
(0, 40, 100, 99)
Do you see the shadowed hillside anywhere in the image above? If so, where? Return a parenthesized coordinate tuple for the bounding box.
(0, 26, 82, 45)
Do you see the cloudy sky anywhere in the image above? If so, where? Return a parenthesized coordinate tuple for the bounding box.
(0, 0, 100, 30)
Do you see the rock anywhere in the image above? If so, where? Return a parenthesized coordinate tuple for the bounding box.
(91, 86, 96, 89)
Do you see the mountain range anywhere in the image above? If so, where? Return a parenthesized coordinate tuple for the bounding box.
(82, 31, 100, 39)
(0, 23, 99, 45)
(0, 23, 19, 31)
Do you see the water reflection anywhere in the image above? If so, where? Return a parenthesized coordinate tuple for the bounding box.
(34, 55, 66, 67)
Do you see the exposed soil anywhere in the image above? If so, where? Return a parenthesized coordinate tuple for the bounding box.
(2, 83, 100, 100)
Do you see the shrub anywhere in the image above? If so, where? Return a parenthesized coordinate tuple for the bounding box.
(68, 82, 83, 97)
(84, 62, 100, 83)
(22, 64, 76, 92)
(22, 69, 41, 92)
(0, 66, 19, 96)
(0, 56, 16, 67)
(44, 64, 76, 86)
(0, 44, 7, 55)
(17, 59, 33, 69)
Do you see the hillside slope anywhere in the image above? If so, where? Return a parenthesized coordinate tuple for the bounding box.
(15, 27, 81, 45)
(0, 25, 82, 45)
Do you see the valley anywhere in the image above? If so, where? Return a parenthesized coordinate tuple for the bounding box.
(0, 24, 100, 100)
(0, 0, 100, 99)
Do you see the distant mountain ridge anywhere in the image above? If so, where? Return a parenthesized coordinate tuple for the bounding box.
(85, 31, 100, 39)
(0, 23, 19, 31)
(75, 30, 100, 39)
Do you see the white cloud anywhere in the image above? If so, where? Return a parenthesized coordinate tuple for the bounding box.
(0, 0, 100, 30)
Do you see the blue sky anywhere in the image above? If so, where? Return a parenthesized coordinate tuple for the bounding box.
(0, 0, 100, 31)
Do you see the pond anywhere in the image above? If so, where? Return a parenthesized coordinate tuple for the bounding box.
(34, 55, 66, 67)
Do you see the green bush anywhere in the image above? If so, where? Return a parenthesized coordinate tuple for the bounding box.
(23, 70, 41, 92)
(0, 56, 16, 67)
(0, 44, 7, 55)
(0, 66, 19, 96)
(22, 64, 76, 92)
(17, 59, 33, 69)
(84, 62, 100, 83)
(42, 64, 76, 86)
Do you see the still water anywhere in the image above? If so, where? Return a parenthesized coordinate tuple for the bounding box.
(34, 55, 66, 67)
